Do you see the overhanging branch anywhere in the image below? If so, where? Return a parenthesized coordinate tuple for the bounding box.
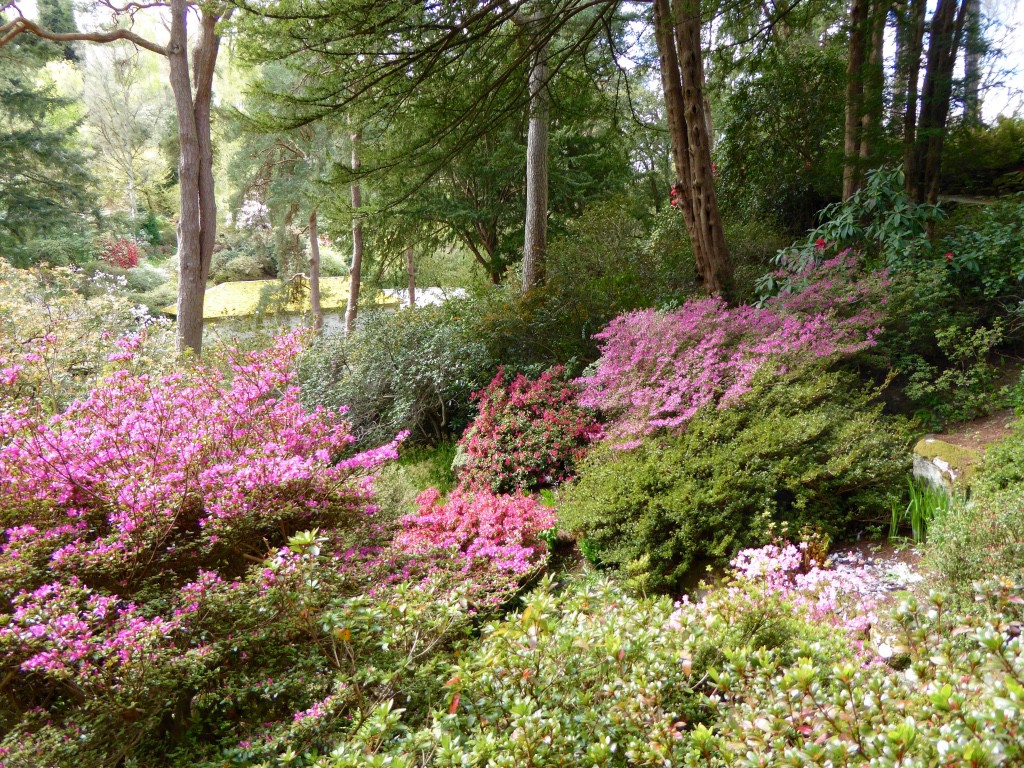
(0, 16, 167, 55)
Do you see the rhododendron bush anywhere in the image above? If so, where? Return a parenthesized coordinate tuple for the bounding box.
(579, 256, 886, 437)
(457, 366, 601, 493)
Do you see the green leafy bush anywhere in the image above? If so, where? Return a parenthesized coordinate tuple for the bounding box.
(298, 306, 494, 447)
(253, 573, 851, 768)
(698, 582, 1024, 767)
(902, 319, 1007, 424)
(927, 485, 1024, 600)
(0, 261, 174, 410)
(559, 368, 909, 590)
(124, 262, 171, 293)
(928, 427, 1024, 599)
(943, 193, 1024, 309)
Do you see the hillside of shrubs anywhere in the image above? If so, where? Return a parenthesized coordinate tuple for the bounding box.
(2, 176, 1024, 768)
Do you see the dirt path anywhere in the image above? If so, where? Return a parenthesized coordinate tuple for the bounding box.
(933, 407, 1018, 452)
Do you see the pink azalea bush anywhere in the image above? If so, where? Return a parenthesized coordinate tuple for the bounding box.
(579, 256, 887, 437)
(399, 487, 555, 577)
(0, 329, 558, 764)
(0, 331, 404, 597)
(457, 366, 602, 493)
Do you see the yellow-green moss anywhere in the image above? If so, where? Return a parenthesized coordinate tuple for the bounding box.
(913, 437, 981, 477)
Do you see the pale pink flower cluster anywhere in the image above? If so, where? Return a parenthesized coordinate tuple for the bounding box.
(729, 542, 879, 636)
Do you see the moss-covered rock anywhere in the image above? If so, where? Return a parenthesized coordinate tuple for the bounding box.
(912, 437, 981, 490)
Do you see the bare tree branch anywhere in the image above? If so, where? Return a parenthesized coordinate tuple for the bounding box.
(0, 16, 167, 55)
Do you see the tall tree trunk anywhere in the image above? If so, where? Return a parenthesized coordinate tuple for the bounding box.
(192, 11, 220, 298)
(900, 0, 927, 190)
(308, 209, 323, 332)
(842, 0, 870, 199)
(127, 167, 137, 219)
(168, 0, 203, 356)
(405, 245, 416, 308)
(521, 22, 549, 293)
(345, 128, 363, 335)
(168, 1, 222, 357)
(859, 4, 885, 164)
(963, 0, 982, 124)
(891, 0, 907, 132)
(652, 0, 731, 295)
(911, 0, 968, 205)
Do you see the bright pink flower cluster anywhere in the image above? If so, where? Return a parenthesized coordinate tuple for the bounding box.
(0, 578, 198, 690)
(0, 331, 404, 595)
(99, 239, 140, 269)
(457, 366, 602, 493)
(398, 488, 555, 576)
(579, 257, 885, 437)
(728, 542, 879, 636)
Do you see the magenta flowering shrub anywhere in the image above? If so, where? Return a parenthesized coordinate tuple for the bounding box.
(579, 256, 886, 437)
(0, 329, 570, 766)
(457, 366, 601, 493)
(398, 487, 555, 577)
(0, 331, 404, 598)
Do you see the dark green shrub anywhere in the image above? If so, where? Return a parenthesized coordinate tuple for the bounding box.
(853, 259, 1000, 427)
(901, 319, 1007, 425)
(559, 368, 909, 591)
(943, 193, 1024, 309)
(941, 116, 1024, 195)
(966, 424, 1024, 495)
(373, 441, 459, 517)
(208, 232, 276, 284)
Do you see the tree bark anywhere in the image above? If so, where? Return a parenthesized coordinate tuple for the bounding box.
(345, 128, 363, 335)
(858, 4, 885, 164)
(900, 0, 927, 190)
(963, 0, 982, 124)
(192, 11, 221, 298)
(405, 245, 416, 308)
(521, 17, 549, 294)
(842, 0, 869, 199)
(652, 0, 731, 295)
(308, 209, 323, 331)
(167, 0, 204, 356)
(910, 0, 968, 205)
